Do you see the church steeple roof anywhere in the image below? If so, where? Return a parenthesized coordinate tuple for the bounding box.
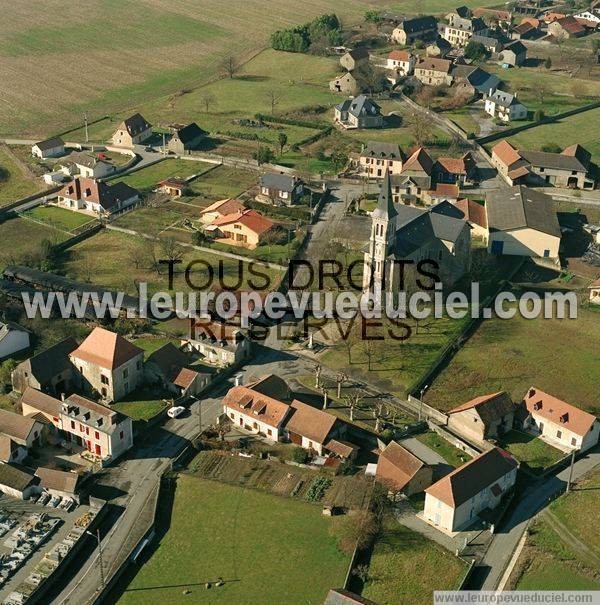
(372, 171, 397, 220)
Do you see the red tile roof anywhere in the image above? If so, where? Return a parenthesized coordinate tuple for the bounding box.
(223, 385, 290, 429)
(416, 58, 452, 73)
(523, 387, 597, 437)
(492, 140, 522, 168)
(59, 177, 138, 211)
(212, 209, 274, 236)
(71, 327, 143, 370)
(436, 156, 467, 175)
(402, 147, 434, 175)
(284, 400, 338, 444)
(376, 441, 427, 491)
(431, 183, 460, 198)
(200, 198, 246, 216)
(452, 198, 487, 228)
(388, 50, 412, 62)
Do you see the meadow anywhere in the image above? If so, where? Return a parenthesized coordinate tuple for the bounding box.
(0, 146, 41, 206)
(0, 0, 367, 138)
(114, 159, 214, 191)
(118, 474, 350, 605)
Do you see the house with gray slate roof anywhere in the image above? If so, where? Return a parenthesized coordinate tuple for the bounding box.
(363, 172, 471, 296)
(334, 95, 383, 129)
(485, 186, 561, 259)
(31, 137, 65, 159)
(359, 141, 405, 177)
(484, 90, 528, 122)
(258, 172, 304, 206)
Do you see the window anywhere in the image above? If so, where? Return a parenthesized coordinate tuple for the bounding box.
(86, 427, 89, 435)
(95, 431, 100, 440)
(253, 422, 258, 429)
(119, 431, 124, 440)
(136, 361, 142, 371)
(230, 413, 234, 420)
(267, 429, 273, 437)
(79, 424, 84, 432)
(556, 430, 562, 439)
(571, 437, 577, 446)
(101, 374, 109, 385)
(123, 368, 128, 379)
(71, 420, 75, 430)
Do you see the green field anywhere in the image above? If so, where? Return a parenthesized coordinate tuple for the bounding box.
(513, 468, 600, 590)
(498, 430, 565, 475)
(424, 299, 600, 416)
(362, 514, 467, 604)
(22, 205, 95, 232)
(494, 108, 600, 165)
(186, 165, 257, 202)
(115, 159, 214, 191)
(62, 229, 284, 295)
(391, 0, 498, 13)
(119, 474, 350, 605)
(0, 2, 368, 138)
(0, 146, 41, 206)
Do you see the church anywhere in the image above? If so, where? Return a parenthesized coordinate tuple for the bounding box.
(362, 172, 472, 296)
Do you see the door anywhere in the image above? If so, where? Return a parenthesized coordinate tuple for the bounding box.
(95, 444, 102, 456)
(491, 240, 504, 254)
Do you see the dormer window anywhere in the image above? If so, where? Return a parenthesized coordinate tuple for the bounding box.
(85, 188, 92, 197)
(533, 401, 542, 411)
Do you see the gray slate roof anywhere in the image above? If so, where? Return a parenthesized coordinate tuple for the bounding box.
(173, 122, 206, 144)
(17, 337, 78, 385)
(488, 90, 523, 109)
(336, 95, 381, 119)
(400, 15, 438, 33)
(0, 462, 37, 492)
(521, 150, 589, 173)
(0, 321, 29, 343)
(486, 186, 561, 237)
(259, 172, 300, 192)
(361, 141, 404, 160)
(34, 137, 64, 151)
(470, 34, 503, 48)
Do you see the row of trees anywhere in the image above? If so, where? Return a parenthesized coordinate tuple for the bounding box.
(271, 14, 342, 53)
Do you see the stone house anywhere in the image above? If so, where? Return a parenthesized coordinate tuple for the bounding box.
(484, 90, 528, 122)
(426, 38, 452, 58)
(500, 40, 527, 67)
(469, 34, 503, 53)
(414, 58, 453, 86)
(31, 137, 65, 159)
(0, 463, 39, 500)
(182, 319, 251, 366)
(69, 327, 144, 403)
(391, 16, 438, 45)
(111, 113, 152, 148)
(0, 409, 44, 449)
(339, 48, 369, 71)
(334, 95, 383, 129)
(447, 392, 515, 443)
(167, 122, 206, 154)
(434, 153, 478, 186)
(442, 12, 488, 47)
(329, 72, 359, 95)
(423, 448, 518, 533)
(376, 441, 433, 496)
(258, 173, 304, 205)
(522, 387, 600, 453)
(385, 50, 416, 84)
(359, 142, 404, 178)
(548, 16, 587, 38)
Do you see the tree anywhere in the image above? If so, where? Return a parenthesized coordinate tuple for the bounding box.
(330, 148, 349, 172)
(571, 81, 588, 99)
(353, 63, 387, 95)
(553, 30, 566, 56)
(253, 145, 275, 165)
(541, 143, 561, 153)
(0, 359, 16, 393)
(533, 109, 545, 122)
(192, 230, 209, 246)
(409, 113, 433, 147)
(265, 89, 282, 114)
(277, 132, 288, 156)
(200, 92, 216, 113)
(223, 56, 238, 79)
(159, 237, 183, 265)
(590, 39, 600, 55)
(544, 57, 552, 70)
(290, 446, 309, 464)
(464, 40, 487, 61)
(535, 82, 550, 105)
(364, 10, 381, 23)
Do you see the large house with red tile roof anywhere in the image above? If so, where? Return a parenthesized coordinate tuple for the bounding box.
(423, 447, 518, 532)
(522, 387, 599, 453)
(376, 441, 433, 496)
(70, 327, 144, 402)
(447, 392, 515, 443)
(208, 209, 275, 249)
(57, 177, 139, 216)
(199, 198, 247, 225)
(548, 16, 587, 38)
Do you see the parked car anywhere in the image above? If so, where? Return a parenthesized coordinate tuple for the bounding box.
(167, 406, 186, 419)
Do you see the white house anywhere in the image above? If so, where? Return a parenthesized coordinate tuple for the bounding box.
(573, 11, 600, 24)
(31, 137, 65, 159)
(0, 322, 30, 359)
(70, 153, 116, 179)
(423, 447, 518, 533)
(484, 91, 528, 122)
(523, 387, 600, 453)
(57, 177, 139, 217)
(386, 50, 416, 84)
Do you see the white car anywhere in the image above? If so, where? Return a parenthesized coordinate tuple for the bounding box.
(167, 406, 186, 419)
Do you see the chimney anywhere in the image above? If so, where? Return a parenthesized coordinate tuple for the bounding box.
(234, 373, 244, 387)
(528, 388, 536, 398)
(489, 87, 494, 97)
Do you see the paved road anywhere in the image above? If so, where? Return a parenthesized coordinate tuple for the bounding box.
(467, 448, 600, 590)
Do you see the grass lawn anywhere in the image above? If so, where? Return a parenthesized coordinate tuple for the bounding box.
(493, 108, 600, 165)
(111, 205, 191, 236)
(186, 165, 257, 203)
(111, 388, 168, 421)
(119, 474, 350, 605)
(115, 159, 213, 192)
(62, 229, 284, 295)
(390, 0, 498, 13)
(498, 430, 565, 475)
(423, 297, 600, 416)
(0, 146, 41, 206)
(0, 215, 69, 268)
(362, 514, 467, 605)
(415, 432, 470, 468)
(22, 205, 95, 232)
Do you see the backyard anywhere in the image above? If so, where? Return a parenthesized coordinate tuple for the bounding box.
(0, 145, 41, 206)
(111, 388, 168, 422)
(423, 297, 600, 416)
(118, 473, 351, 605)
(361, 514, 468, 604)
(497, 430, 565, 475)
(415, 432, 471, 468)
(114, 159, 214, 191)
(22, 205, 96, 232)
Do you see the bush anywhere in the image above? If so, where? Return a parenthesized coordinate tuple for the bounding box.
(291, 446, 309, 464)
(541, 143, 561, 153)
(271, 14, 340, 53)
(253, 145, 275, 165)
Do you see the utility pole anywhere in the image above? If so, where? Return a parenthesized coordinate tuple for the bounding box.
(566, 448, 577, 493)
(198, 398, 202, 438)
(87, 530, 105, 589)
(84, 113, 89, 143)
(162, 133, 166, 156)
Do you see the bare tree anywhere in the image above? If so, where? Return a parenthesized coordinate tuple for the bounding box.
(409, 113, 433, 147)
(535, 82, 550, 106)
(223, 56, 238, 79)
(336, 372, 348, 398)
(553, 30, 566, 57)
(159, 237, 184, 265)
(265, 89, 282, 114)
(200, 92, 216, 113)
(362, 339, 376, 371)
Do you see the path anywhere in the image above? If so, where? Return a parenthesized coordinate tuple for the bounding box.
(542, 508, 600, 566)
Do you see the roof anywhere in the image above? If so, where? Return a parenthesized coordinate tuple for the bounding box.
(372, 171, 398, 220)
(503, 40, 527, 55)
(486, 186, 561, 238)
(147, 343, 190, 376)
(425, 447, 518, 507)
(158, 177, 187, 189)
(172, 122, 206, 144)
(59, 178, 139, 211)
(492, 140, 524, 168)
(521, 147, 590, 173)
(376, 441, 427, 491)
(448, 392, 514, 426)
(402, 147, 434, 175)
(0, 321, 29, 343)
(436, 156, 467, 175)
(345, 47, 369, 60)
(247, 374, 291, 401)
(0, 409, 38, 443)
(259, 172, 300, 192)
(15, 337, 78, 385)
(324, 589, 378, 605)
(324, 439, 357, 458)
(388, 50, 413, 62)
(416, 57, 452, 74)
(0, 462, 37, 492)
(200, 198, 246, 216)
(427, 38, 452, 51)
(63, 393, 126, 433)
(170, 367, 199, 389)
(69, 152, 111, 170)
(430, 183, 459, 198)
(0, 435, 20, 463)
(361, 141, 404, 160)
(71, 327, 143, 370)
(452, 198, 487, 228)
(523, 387, 597, 437)
(20, 388, 61, 418)
(284, 400, 338, 444)
(34, 137, 64, 151)
(589, 278, 600, 289)
(336, 95, 381, 119)
(488, 90, 524, 109)
(212, 209, 274, 236)
(35, 467, 80, 494)
(119, 113, 151, 136)
(512, 22, 536, 35)
(398, 15, 437, 33)
(470, 34, 502, 48)
(554, 16, 586, 34)
(223, 385, 290, 428)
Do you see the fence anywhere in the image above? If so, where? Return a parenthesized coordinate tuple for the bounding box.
(0, 185, 62, 218)
(427, 421, 485, 458)
(55, 223, 104, 252)
(407, 395, 448, 425)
